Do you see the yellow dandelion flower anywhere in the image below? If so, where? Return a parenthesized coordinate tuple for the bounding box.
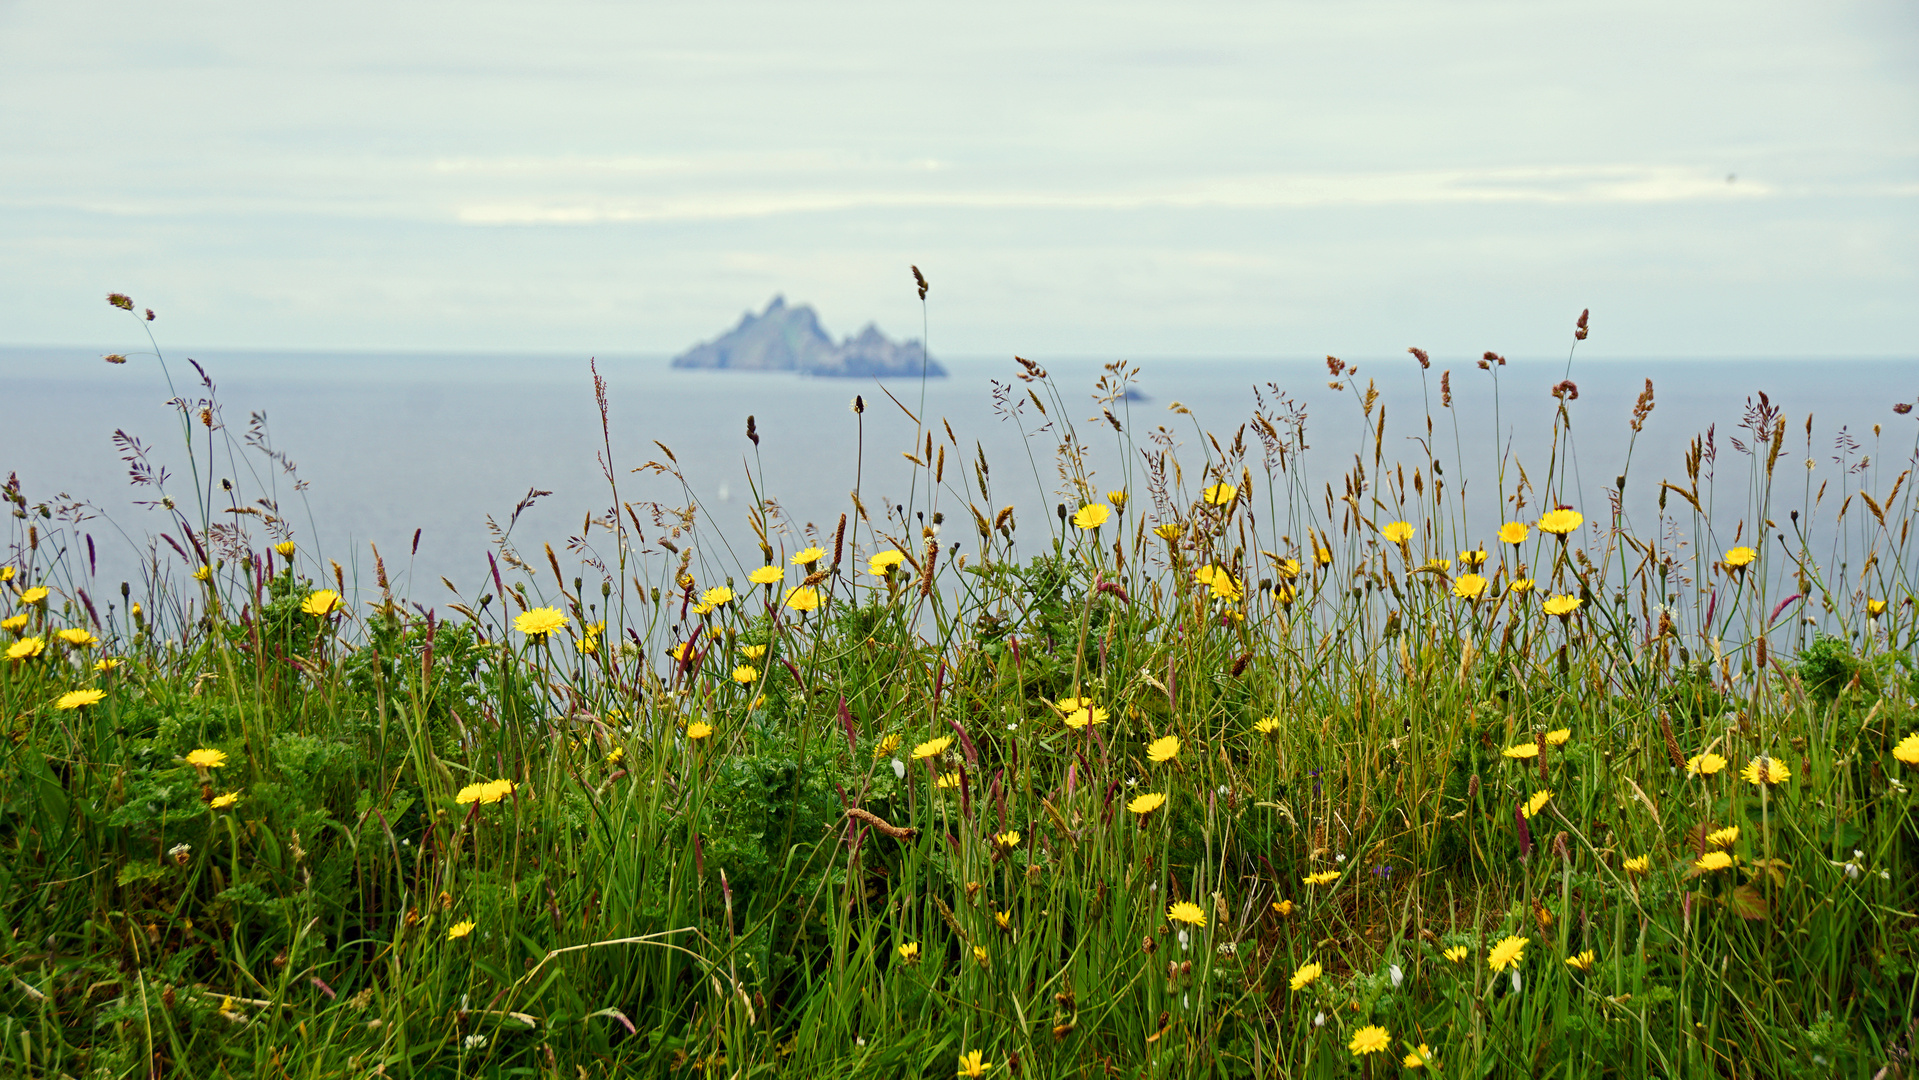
(670, 642, 695, 663)
(1502, 742, 1540, 759)
(482, 779, 515, 802)
(95, 657, 123, 672)
(1723, 546, 1756, 569)
(1167, 901, 1206, 927)
(783, 586, 821, 612)
(454, 782, 487, 804)
(971, 945, 988, 966)
(446, 920, 476, 941)
(1892, 733, 1919, 765)
(1274, 556, 1302, 580)
(577, 636, 599, 655)
(913, 736, 953, 760)
(749, 565, 784, 585)
(1403, 1043, 1435, 1069)
(192, 565, 212, 582)
(302, 589, 340, 616)
(1537, 509, 1582, 536)
(606, 746, 625, 766)
(1315, 544, 1333, 566)
(18, 585, 50, 605)
(1203, 482, 1237, 506)
(1453, 573, 1489, 600)
(936, 771, 963, 789)
(0, 565, 11, 582)
(1522, 790, 1552, 818)
(686, 721, 714, 741)
(8, 636, 45, 660)
(897, 942, 921, 964)
(1867, 598, 1887, 618)
(210, 792, 240, 810)
(1, 614, 25, 632)
(1706, 825, 1739, 847)
(1154, 521, 1184, 541)
(1544, 728, 1571, 746)
(1071, 503, 1110, 530)
(1303, 870, 1340, 887)
(1381, 521, 1414, 545)
(1147, 735, 1180, 763)
(274, 540, 296, 557)
(1487, 934, 1528, 972)
(1288, 961, 1322, 991)
(1542, 594, 1582, 617)
(791, 546, 825, 566)
(1062, 704, 1109, 729)
(1565, 949, 1596, 971)
(994, 910, 1011, 930)
(56, 628, 98, 647)
(1272, 899, 1293, 917)
(1348, 1025, 1390, 1056)
(1254, 717, 1281, 735)
(739, 644, 767, 661)
(1460, 548, 1488, 569)
(1741, 755, 1791, 787)
(185, 748, 228, 769)
(700, 586, 734, 608)
(1508, 578, 1536, 595)
(1686, 752, 1727, 776)
(1423, 557, 1453, 573)
(1443, 945, 1469, 963)
(732, 665, 758, 684)
(957, 1049, 991, 1077)
(869, 549, 907, 576)
(1500, 521, 1529, 545)
(55, 688, 105, 710)
(994, 830, 1021, 848)
(1694, 850, 1733, 872)
(1622, 854, 1650, 874)
(1127, 791, 1167, 815)
(515, 607, 567, 637)
(875, 733, 902, 756)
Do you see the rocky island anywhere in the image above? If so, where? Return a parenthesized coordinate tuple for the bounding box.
(670, 296, 944, 378)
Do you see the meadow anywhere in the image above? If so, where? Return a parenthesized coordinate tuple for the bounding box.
(2, 298, 1916, 1078)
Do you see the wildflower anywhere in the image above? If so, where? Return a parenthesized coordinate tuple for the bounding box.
(95, 658, 123, 672)
(185, 748, 228, 770)
(1315, 544, 1333, 566)
(1, 615, 25, 632)
(455, 779, 516, 804)
(1071, 503, 1110, 530)
(56, 688, 105, 710)
(18, 585, 49, 605)
(1723, 546, 1756, 570)
(1442, 945, 1469, 963)
(56, 628, 98, 647)
(957, 1049, 991, 1077)
(1403, 1043, 1435, 1069)
(193, 565, 212, 582)
(1522, 790, 1551, 818)
(1706, 825, 1739, 847)
(1459, 548, 1488, 570)
(1868, 598, 1887, 618)
(1303, 870, 1340, 887)
(1154, 521, 1184, 541)
(671, 642, 695, 663)
(1381, 521, 1414, 545)
(994, 910, 1011, 930)
(1694, 850, 1733, 872)
(1537, 509, 1582, 536)
(1274, 583, 1296, 606)
(699, 586, 734, 608)
(913, 736, 953, 760)
(1272, 899, 1293, 917)
(1274, 556, 1302, 580)
(274, 540, 296, 557)
(791, 546, 825, 566)
(1453, 573, 1488, 600)
(1502, 742, 1539, 759)
(446, 920, 476, 941)
(1348, 1025, 1390, 1056)
(515, 607, 567, 637)
(1422, 557, 1453, 574)
(606, 746, 625, 766)
(1167, 901, 1206, 927)
(749, 565, 784, 585)
(1544, 728, 1571, 746)
(1254, 718, 1281, 735)
(1203, 483, 1237, 506)
(783, 586, 821, 612)
(937, 772, 963, 789)
(1623, 855, 1650, 874)
(577, 636, 600, 655)
(869, 550, 906, 576)
(1893, 734, 1919, 765)
(876, 733, 902, 756)
(1541, 594, 1582, 617)
(1565, 950, 1596, 971)
(731, 665, 757, 684)
(1685, 752, 1727, 776)
(994, 830, 1021, 849)
(686, 722, 714, 741)
(7, 637, 43, 660)
(1499, 521, 1530, 545)
(210, 791, 240, 809)
(1147, 735, 1180, 763)
(1487, 934, 1528, 972)
(1741, 755, 1792, 787)
(971, 945, 988, 966)
(1127, 792, 1167, 815)
(1288, 961, 1322, 991)
(1062, 704, 1109, 729)
(302, 589, 341, 616)
(0, 566, 10, 581)
(897, 942, 921, 964)
(1508, 578, 1536, 595)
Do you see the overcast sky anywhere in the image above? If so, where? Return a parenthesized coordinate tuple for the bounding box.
(1, 0, 1914, 359)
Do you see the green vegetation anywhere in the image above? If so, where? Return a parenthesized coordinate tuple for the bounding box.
(2, 304, 1917, 1077)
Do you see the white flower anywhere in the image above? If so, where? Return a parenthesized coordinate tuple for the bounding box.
(1216, 942, 1237, 956)
(1313, 1012, 1326, 1028)
(1335, 853, 1346, 864)
(464, 1034, 488, 1050)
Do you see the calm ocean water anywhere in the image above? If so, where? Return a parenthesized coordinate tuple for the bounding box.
(2, 345, 1914, 600)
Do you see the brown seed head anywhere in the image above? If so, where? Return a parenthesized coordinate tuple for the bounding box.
(1407, 346, 1430, 369)
(1551, 379, 1580, 401)
(104, 353, 128, 364)
(1895, 403, 1913, 415)
(107, 293, 133, 311)
(1575, 308, 1590, 340)
(911, 265, 929, 300)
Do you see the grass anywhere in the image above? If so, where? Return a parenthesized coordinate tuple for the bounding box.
(1, 301, 1917, 1078)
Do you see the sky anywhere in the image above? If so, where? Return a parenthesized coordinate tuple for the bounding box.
(1, 0, 1914, 360)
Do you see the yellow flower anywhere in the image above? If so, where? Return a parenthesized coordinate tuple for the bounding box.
(749, 565, 784, 585)
(957, 1049, 991, 1078)
(94, 658, 123, 672)
(1272, 899, 1293, 917)
(1565, 949, 1596, 971)
(1062, 704, 1109, 729)
(686, 721, 714, 741)
(1508, 578, 1536, 595)
(1274, 557, 1302, 581)
(1459, 548, 1488, 569)
(1381, 521, 1414, 545)
(1723, 546, 1756, 569)
(0, 565, 10, 582)
(1499, 521, 1529, 545)
(971, 945, 989, 966)
(185, 748, 228, 769)
(515, 607, 567, 637)
(700, 586, 734, 608)
(1502, 742, 1540, 759)
(1071, 503, 1110, 530)
(210, 792, 240, 810)
(1542, 594, 1582, 617)
(994, 830, 1021, 848)
(192, 565, 212, 581)
(7, 636, 43, 660)
(875, 733, 902, 756)
(1544, 728, 1571, 746)
(1288, 961, 1322, 991)
(56, 628, 98, 647)
(897, 942, 921, 964)
(302, 589, 340, 616)
(670, 642, 695, 662)
(937, 771, 963, 789)
(1127, 792, 1167, 815)
(913, 736, 953, 760)
(274, 540, 296, 557)
(739, 644, 767, 661)
(783, 586, 821, 612)
(1442, 945, 1469, 963)
(1154, 521, 1184, 541)
(1537, 509, 1582, 536)
(791, 546, 825, 566)
(1, 615, 25, 632)
(1147, 735, 1180, 763)
(606, 746, 625, 766)
(18, 585, 49, 605)
(1314, 544, 1333, 566)
(1203, 482, 1237, 506)
(869, 550, 907, 576)
(55, 689, 105, 710)
(732, 665, 758, 684)
(1422, 557, 1453, 574)
(1403, 1043, 1435, 1069)
(1741, 755, 1791, 787)
(1253, 718, 1281, 735)
(1167, 901, 1206, 927)
(1303, 870, 1340, 887)
(994, 910, 1011, 930)
(1868, 598, 1887, 618)
(1694, 850, 1733, 872)
(1623, 855, 1650, 874)
(577, 636, 599, 655)
(1706, 825, 1739, 847)
(1487, 934, 1528, 972)
(1522, 790, 1552, 818)
(1106, 490, 1127, 509)
(1685, 752, 1727, 776)
(1453, 573, 1489, 600)
(1348, 1025, 1390, 1056)
(1893, 733, 1919, 765)
(446, 920, 476, 941)
(455, 779, 516, 804)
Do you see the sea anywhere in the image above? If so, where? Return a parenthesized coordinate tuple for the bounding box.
(2, 345, 1914, 605)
